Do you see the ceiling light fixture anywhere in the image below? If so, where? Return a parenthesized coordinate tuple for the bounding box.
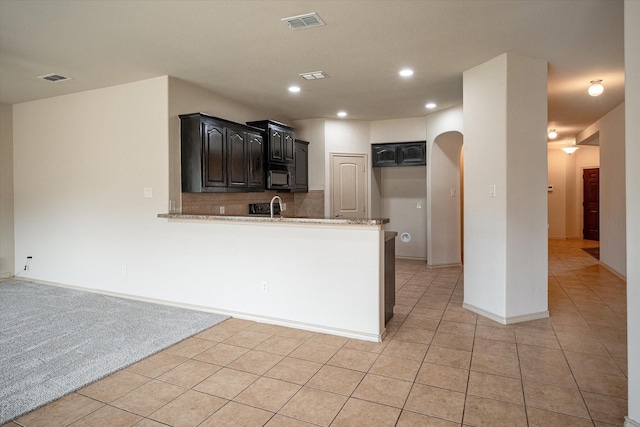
(561, 141, 579, 155)
(299, 71, 327, 80)
(337, 111, 347, 117)
(399, 69, 414, 77)
(548, 129, 558, 139)
(425, 103, 436, 109)
(288, 86, 301, 93)
(588, 80, 604, 97)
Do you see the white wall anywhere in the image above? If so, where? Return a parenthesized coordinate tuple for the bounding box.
(12, 77, 385, 341)
(0, 104, 14, 278)
(547, 149, 568, 238)
(371, 117, 428, 259)
(624, 1, 639, 424)
(429, 132, 463, 266)
(463, 53, 548, 322)
(293, 118, 325, 191)
(577, 104, 626, 277)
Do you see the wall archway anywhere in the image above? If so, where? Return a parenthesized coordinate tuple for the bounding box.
(427, 131, 464, 267)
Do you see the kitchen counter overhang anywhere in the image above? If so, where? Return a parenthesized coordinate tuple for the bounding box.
(157, 213, 389, 226)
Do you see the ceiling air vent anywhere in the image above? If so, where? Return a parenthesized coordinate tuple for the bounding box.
(38, 73, 72, 82)
(299, 71, 327, 80)
(282, 12, 325, 30)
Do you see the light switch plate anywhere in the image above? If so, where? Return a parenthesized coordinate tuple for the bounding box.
(144, 188, 152, 198)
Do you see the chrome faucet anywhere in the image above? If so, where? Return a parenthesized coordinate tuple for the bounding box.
(270, 195, 282, 219)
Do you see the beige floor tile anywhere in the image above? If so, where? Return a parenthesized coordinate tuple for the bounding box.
(327, 347, 379, 372)
(148, 390, 226, 427)
(526, 407, 595, 427)
(199, 401, 273, 427)
(331, 398, 401, 426)
(69, 405, 141, 426)
(234, 377, 301, 412)
(557, 334, 610, 356)
(470, 353, 520, 379)
(195, 325, 237, 342)
(414, 362, 469, 392)
(111, 380, 185, 417)
(467, 370, 524, 404)
(369, 354, 421, 382)
(475, 325, 515, 342)
(157, 359, 221, 388)
(382, 340, 429, 361)
(222, 329, 273, 349)
(573, 370, 627, 398)
(279, 387, 348, 426)
(402, 316, 441, 330)
(288, 341, 340, 364)
(227, 349, 283, 375)
(473, 337, 518, 359)
(343, 338, 387, 354)
(396, 410, 460, 426)
(517, 343, 568, 366)
(264, 356, 323, 385)
(463, 395, 527, 427)
(254, 335, 305, 356)
(78, 370, 150, 403)
(15, 393, 104, 427)
(514, 329, 561, 349)
(163, 336, 216, 358)
(274, 327, 315, 341)
(193, 342, 249, 366)
(564, 350, 625, 377)
(404, 383, 465, 423)
(431, 331, 474, 352)
(264, 414, 318, 426)
(307, 333, 349, 347)
(523, 381, 590, 419)
(193, 367, 259, 399)
(409, 307, 445, 320)
(132, 420, 166, 427)
(306, 364, 365, 396)
(437, 320, 475, 337)
(126, 352, 189, 378)
(352, 374, 413, 408)
(442, 307, 477, 324)
(519, 358, 578, 389)
(424, 345, 471, 369)
(582, 391, 628, 425)
(393, 326, 435, 344)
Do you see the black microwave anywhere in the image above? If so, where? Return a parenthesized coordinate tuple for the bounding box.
(267, 166, 291, 190)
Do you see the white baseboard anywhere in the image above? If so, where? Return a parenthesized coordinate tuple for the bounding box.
(427, 262, 463, 269)
(12, 277, 385, 343)
(463, 302, 549, 325)
(626, 417, 640, 427)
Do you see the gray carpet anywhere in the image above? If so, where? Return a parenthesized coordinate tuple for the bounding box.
(0, 279, 229, 424)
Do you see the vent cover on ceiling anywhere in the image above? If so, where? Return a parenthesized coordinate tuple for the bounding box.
(282, 12, 325, 30)
(299, 71, 327, 80)
(38, 73, 72, 82)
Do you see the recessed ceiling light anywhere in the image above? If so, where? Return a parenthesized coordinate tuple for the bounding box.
(399, 69, 414, 77)
(288, 86, 301, 93)
(425, 103, 437, 109)
(337, 111, 347, 117)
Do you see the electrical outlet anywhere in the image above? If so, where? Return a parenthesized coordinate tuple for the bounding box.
(489, 184, 497, 198)
(144, 188, 153, 198)
(121, 265, 127, 275)
(416, 202, 422, 209)
(281, 203, 287, 211)
(219, 206, 225, 214)
(24, 256, 32, 271)
(261, 281, 269, 293)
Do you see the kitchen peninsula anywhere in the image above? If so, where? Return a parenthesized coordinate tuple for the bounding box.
(158, 213, 392, 342)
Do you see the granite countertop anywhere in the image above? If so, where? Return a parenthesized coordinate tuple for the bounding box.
(157, 213, 390, 226)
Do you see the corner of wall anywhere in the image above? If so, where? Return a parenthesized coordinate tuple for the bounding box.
(0, 103, 15, 277)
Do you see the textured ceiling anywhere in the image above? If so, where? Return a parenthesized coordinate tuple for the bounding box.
(0, 0, 625, 143)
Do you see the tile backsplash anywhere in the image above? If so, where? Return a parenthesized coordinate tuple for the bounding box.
(182, 190, 324, 218)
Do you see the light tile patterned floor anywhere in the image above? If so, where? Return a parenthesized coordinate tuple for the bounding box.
(5, 239, 627, 426)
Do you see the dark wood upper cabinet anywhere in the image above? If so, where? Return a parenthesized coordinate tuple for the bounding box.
(293, 140, 309, 192)
(372, 141, 426, 167)
(180, 113, 264, 193)
(246, 120, 296, 165)
(247, 132, 265, 192)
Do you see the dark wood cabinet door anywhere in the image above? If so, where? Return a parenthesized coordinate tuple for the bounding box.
(227, 128, 246, 188)
(203, 122, 226, 187)
(372, 145, 398, 167)
(247, 132, 264, 191)
(398, 143, 426, 165)
(294, 140, 309, 192)
(583, 168, 599, 241)
(284, 131, 295, 162)
(269, 129, 284, 162)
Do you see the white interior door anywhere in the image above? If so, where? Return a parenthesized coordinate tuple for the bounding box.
(330, 153, 368, 218)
